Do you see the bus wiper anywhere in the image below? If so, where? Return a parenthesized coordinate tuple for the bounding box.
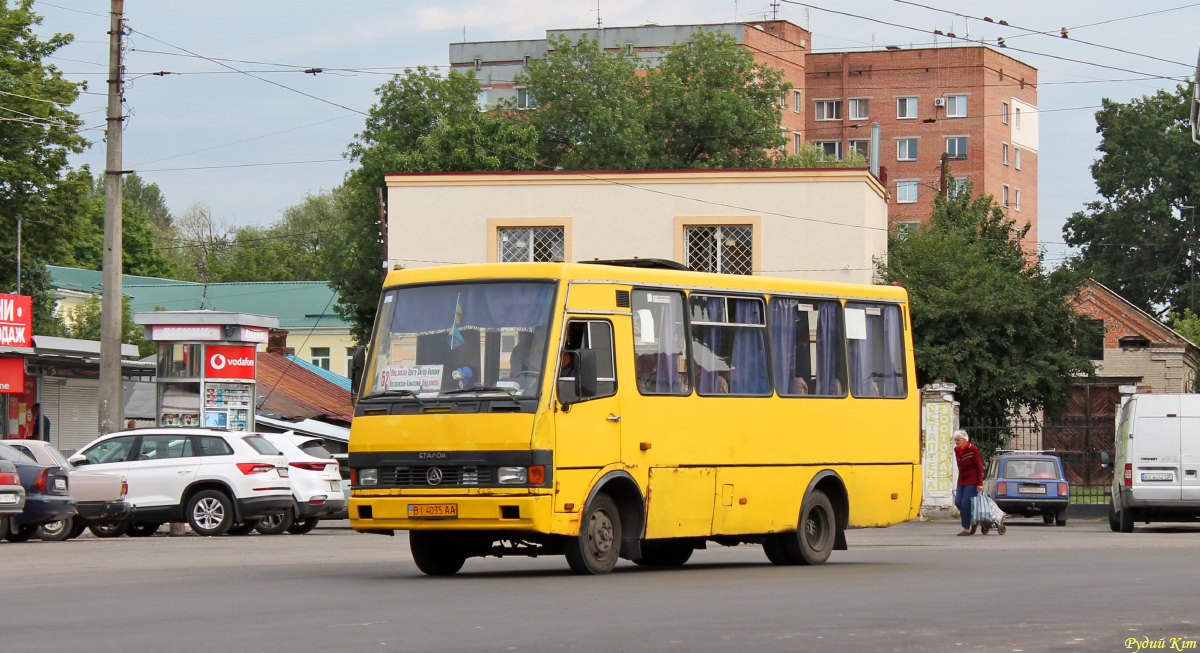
(440, 385, 521, 403)
(360, 389, 424, 403)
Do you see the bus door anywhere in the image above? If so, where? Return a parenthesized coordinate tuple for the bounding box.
(554, 318, 622, 469)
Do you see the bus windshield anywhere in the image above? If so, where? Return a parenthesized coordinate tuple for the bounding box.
(364, 281, 557, 399)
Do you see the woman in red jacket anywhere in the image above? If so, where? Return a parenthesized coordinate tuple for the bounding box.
(954, 430, 985, 536)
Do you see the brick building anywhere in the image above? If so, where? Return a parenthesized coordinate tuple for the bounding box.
(1075, 280, 1199, 394)
(450, 19, 1038, 247)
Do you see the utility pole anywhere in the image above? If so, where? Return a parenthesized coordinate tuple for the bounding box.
(99, 0, 126, 435)
(14, 217, 20, 295)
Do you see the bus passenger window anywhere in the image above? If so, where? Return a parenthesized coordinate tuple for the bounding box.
(769, 298, 846, 397)
(631, 290, 691, 395)
(845, 303, 907, 398)
(689, 295, 770, 396)
(558, 320, 616, 401)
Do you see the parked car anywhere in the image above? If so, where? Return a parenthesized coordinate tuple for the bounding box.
(0, 443, 75, 542)
(254, 433, 345, 534)
(331, 453, 350, 520)
(1103, 393, 1200, 532)
(2, 439, 131, 541)
(984, 451, 1070, 526)
(68, 428, 291, 537)
(0, 459, 27, 533)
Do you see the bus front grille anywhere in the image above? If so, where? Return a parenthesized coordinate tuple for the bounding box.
(380, 466, 492, 487)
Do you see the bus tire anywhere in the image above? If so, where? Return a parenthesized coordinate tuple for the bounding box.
(763, 535, 794, 565)
(633, 539, 692, 567)
(565, 493, 621, 575)
(409, 531, 466, 576)
(784, 489, 836, 566)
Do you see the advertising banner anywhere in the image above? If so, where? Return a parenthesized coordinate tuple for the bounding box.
(922, 401, 956, 502)
(204, 345, 256, 380)
(0, 357, 25, 393)
(0, 294, 32, 348)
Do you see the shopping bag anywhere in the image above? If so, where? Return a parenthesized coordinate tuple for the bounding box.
(971, 494, 992, 524)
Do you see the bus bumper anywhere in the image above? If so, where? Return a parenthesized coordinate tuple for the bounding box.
(349, 494, 554, 533)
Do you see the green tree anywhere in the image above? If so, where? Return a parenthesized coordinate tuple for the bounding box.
(72, 169, 175, 278)
(642, 31, 790, 169)
(0, 1, 89, 295)
(64, 293, 150, 356)
(220, 189, 350, 282)
(879, 183, 1097, 444)
(518, 34, 650, 169)
(1063, 86, 1200, 317)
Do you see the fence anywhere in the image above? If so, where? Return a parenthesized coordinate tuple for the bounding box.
(962, 416, 1113, 505)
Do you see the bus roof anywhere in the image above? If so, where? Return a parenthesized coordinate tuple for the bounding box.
(382, 263, 908, 303)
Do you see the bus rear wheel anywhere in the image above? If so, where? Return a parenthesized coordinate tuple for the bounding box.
(409, 531, 466, 576)
(781, 489, 837, 566)
(565, 493, 621, 575)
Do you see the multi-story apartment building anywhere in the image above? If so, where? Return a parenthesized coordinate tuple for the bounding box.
(450, 19, 1038, 244)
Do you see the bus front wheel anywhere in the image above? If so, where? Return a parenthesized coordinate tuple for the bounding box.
(565, 493, 622, 575)
(409, 531, 467, 576)
(769, 489, 836, 566)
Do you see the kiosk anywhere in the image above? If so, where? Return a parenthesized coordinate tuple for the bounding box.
(134, 311, 279, 431)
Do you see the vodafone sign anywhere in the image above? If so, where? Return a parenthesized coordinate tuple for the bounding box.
(204, 345, 256, 380)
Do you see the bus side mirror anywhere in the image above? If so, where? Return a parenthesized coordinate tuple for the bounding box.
(350, 346, 366, 397)
(573, 349, 598, 399)
(1100, 451, 1111, 468)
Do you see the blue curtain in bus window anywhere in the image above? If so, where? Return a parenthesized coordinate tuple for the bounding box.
(730, 299, 769, 395)
(387, 283, 555, 335)
(882, 305, 906, 396)
(770, 299, 797, 394)
(816, 302, 841, 396)
(693, 297, 726, 394)
(847, 303, 905, 398)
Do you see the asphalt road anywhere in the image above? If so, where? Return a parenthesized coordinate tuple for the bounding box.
(4, 518, 1199, 653)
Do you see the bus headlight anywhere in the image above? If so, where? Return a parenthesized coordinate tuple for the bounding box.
(498, 467, 528, 484)
(359, 468, 378, 486)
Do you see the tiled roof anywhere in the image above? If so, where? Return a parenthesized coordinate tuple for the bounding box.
(284, 355, 352, 391)
(47, 265, 349, 329)
(255, 351, 353, 424)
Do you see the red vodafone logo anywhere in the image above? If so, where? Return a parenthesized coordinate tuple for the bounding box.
(205, 345, 256, 379)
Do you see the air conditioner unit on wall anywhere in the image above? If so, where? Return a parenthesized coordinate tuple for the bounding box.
(934, 97, 946, 107)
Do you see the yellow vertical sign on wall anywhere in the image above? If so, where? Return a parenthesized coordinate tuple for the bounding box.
(922, 401, 955, 501)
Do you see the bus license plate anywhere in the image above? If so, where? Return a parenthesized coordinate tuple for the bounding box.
(1018, 486, 1046, 494)
(1142, 473, 1173, 482)
(409, 504, 457, 519)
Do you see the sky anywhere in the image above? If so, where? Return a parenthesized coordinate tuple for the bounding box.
(32, 0, 1200, 266)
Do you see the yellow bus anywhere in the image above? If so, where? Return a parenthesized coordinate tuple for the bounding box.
(348, 260, 920, 575)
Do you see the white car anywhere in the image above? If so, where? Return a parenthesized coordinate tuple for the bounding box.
(69, 428, 292, 537)
(255, 433, 345, 535)
(1106, 394, 1200, 532)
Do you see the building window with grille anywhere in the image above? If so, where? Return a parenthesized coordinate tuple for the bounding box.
(497, 226, 565, 262)
(684, 225, 753, 275)
(310, 347, 331, 371)
(895, 180, 918, 204)
(815, 99, 842, 121)
(897, 138, 917, 161)
(946, 136, 967, 159)
(897, 96, 917, 119)
(945, 94, 967, 117)
(848, 98, 869, 120)
(814, 140, 842, 161)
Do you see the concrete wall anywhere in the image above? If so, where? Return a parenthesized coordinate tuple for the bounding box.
(385, 168, 888, 285)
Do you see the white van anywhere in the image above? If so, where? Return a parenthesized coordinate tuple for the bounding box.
(1104, 394, 1200, 532)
